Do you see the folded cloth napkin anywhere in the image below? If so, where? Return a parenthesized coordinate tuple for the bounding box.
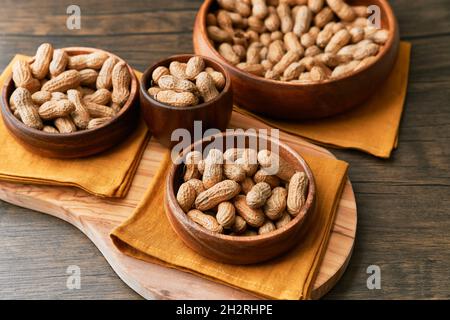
(235, 42, 411, 158)
(111, 149, 349, 300)
(0, 55, 150, 198)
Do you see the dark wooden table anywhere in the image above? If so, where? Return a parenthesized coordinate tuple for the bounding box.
(0, 0, 449, 299)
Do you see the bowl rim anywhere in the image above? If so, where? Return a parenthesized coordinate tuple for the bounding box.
(140, 53, 232, 111)
(1, 46, 138, 137)
(166, 131, 316, 243)
(197, 0, 398, 86)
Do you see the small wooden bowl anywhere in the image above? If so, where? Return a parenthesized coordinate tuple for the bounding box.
(0, 47, 139, 158)
(193, 0, 400, 120)
(140, 54, 233, 148)
(165, 131, 316, 265)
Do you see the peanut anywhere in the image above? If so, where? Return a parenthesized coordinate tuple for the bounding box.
(67, 89, 91, 129)
(223, 163, 246, 182)
(12, 60, 34, 89)
(83, 88, 111, 105)
(275, 211, 292, 228)
(186, 179, 206, 196)
(207, 26, 233, 43)
(158, 75, 198, 94)
(277, 3, 293, 33)
(258, 220, 276, 235)
(42, 70, 81, 93)
(152, 66, 170, 84)
(147, 86, 162, 97)
(205, 67, 226, 90)
(49, 49, 68, 77)
(237, 148, 259, 176)
(284, 32, 304, 56)
(272, 50, 300, 75)
(184, 151, 203, 181)
(246, 182, 272, 209)
(43, 125, 59, 133)
(79, 69, 98, 87)
(257, 149, 295, 181)
(187, 210, 223, 233)
(54, 117, 77, 133)
(234, 195, 265, 228)
(196, 72, 220, 102)
(252, 0, 269, 19)
(325, 29, 351, 54)
(51, 92, 68, 101)
(185, 56, 205, 80)
(308, 0, 324, 13)
(264, 186, 287, 220)
(155, 90, 198, 107)
(314, 7, 334, 28)
(231, 215, 247, 234)
(67, 51, 109, 70)
(353, 42, 379, 60)
(11, 87, 43, 129)
(177, 182, 197, 213)
(85, 101, 116, 118)
(31, 90, 52, 106)
(301, 26, 320, 47)
(202, 149, 224, 189)
(111, 62, 131, 106)
(264, 7, 281, 31)
(96, 56, 118, 90)
(241, 177, 256, 194)
(217, 10, 234, 33)
(331, 59, 361, 78)
(38, 100, 75, 120)
(293, 5, 312, 36)
(237, 63, 265, 76)
(267, 40, 286, 63)
(287, 171, 309, 216)
(87, 117, 110, 130)
(216, 201, 236, 228)
(31, 43, 53, 80)
(195, 180, 241, 211)
(305, 45, 322, 57)
(218, 43, 240, 65)
(253, 169, 281, 188)
(326, 0, 356, 22)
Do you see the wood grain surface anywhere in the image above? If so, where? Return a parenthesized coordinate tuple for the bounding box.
(1, 0, 449, 299)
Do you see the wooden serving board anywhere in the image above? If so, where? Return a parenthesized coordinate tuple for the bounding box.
(0, 111, 357, 300)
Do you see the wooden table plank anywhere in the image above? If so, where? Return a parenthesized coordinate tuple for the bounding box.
(0, 0, 449, 299)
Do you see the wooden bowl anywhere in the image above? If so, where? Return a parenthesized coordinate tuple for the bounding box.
(0, 47, 139, 159)
(165, 131, 316, 265)
(193, 0, 400, 120)
(140, 54, 233, 148)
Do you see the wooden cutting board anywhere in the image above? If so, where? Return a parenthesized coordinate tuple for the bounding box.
(0, 111, 357, 299)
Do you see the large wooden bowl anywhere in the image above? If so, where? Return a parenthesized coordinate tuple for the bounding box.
(165, 131, 316, 265)
(140, 54, 233, 148)
(0, 47, 139, 158)
(193, 0, 400, 120)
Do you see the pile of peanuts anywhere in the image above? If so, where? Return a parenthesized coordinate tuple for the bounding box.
(9, 43, 131, 133)
(176, 148, 309, 236)
(206, 0, 389, 82)
(148, 56, 226, 107)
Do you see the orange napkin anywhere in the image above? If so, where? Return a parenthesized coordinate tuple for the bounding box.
(235, 42, 411, 158)
(111, 150, 349, 300)
(0, 55, 150, 198)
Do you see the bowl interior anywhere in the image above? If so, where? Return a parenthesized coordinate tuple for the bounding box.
(200, 0, 397, 86)
(168, 131, 316, 243)
(140, 54, 232, 111)
(1, 47, 138, 137)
